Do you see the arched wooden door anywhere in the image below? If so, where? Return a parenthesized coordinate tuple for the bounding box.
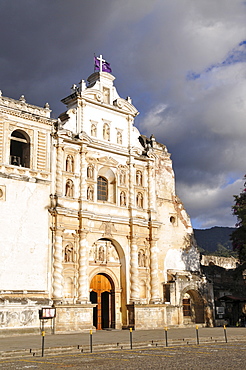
(90, 274, 115, 330)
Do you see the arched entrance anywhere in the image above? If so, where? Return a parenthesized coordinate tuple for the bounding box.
(182, 290, 205, 324)
(90, 273, 115, 330)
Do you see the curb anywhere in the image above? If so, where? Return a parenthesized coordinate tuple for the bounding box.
(1, 336, 245, 359)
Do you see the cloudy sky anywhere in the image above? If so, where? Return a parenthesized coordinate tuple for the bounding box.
(1, 0, 246, 229)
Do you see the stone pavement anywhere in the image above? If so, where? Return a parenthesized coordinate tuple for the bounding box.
(0, 327, 245, 356)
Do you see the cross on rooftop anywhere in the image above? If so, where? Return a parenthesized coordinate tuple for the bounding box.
(94, 54, 112, 73)
(96, 55, 105, 73)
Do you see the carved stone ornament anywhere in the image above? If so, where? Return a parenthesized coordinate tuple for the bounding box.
(99, 221, 117, 236)
(89, 240, 120, 263)
(98, 156, 118, 166)
(96, 92, 103, 102)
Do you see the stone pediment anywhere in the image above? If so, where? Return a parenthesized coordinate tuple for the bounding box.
(113, 98, 138, 116)
(98, 156, 118, 166)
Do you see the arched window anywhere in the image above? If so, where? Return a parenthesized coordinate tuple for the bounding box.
(97, 176, 108, 201)
(10, 130, 30, 168)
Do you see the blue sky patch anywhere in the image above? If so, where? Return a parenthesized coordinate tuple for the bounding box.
(187, 40, 246, 80)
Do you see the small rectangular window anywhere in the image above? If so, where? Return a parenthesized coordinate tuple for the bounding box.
(97, 176, 108, 201)
(183, 298, 191, 316)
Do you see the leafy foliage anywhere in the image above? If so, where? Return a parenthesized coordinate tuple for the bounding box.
(231, 176, 246, 263)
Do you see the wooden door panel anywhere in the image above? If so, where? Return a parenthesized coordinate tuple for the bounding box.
(90, 274, 112, 330)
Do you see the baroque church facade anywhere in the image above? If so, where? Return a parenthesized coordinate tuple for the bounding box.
(0, 67, 214, 334)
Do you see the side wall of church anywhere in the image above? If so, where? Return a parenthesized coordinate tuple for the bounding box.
(0, 178, 50, 290)
(0, 96, 53, 334)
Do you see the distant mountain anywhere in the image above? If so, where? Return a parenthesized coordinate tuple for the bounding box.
(194, 226, 236, 257)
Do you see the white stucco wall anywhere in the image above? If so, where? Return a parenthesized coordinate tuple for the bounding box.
(165, 247, 200, 272)
(0, 178, 50, 290)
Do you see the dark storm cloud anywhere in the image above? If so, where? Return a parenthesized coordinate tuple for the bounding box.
(0, 0, 116, 114)
(1, 0, 246, 228)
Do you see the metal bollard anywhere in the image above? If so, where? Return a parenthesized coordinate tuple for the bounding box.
(90, 329, 93, 353)
(41, 330, 45, 357)
(224, 325, 228, 343)
(196, 325, 199, 345)
(165, 327, 168, 347)
(130, 327, 133, 349)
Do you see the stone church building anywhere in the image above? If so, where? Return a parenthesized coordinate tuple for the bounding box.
(0, 66, 214, 334)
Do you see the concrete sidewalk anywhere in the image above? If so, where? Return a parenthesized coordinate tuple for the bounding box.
(0, 327, 245, 355)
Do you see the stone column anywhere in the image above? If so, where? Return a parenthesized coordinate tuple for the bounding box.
(56, 141, 63, 196)
(53, 229, 64, 302)
(77, 230, 89, 303)
(79, 145, 87, 200)
(147, 161, 154, 210)
(149, 237, 161, 303)
(129, 236, 140, 303)
(128, 149, 135, 210)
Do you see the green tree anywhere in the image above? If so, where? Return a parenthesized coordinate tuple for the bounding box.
(231, 176, 246, 263)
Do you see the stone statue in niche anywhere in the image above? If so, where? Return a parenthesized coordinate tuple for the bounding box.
(66, 155, 74, 172)
(136, 192, 143, 208)
(87, 186, 94, 201)
(91, 124, 97, 137)
(120, 191, 126, 206)
(138, 249, 146, 267)
(89, 240, 120, 263)
(64, 244, 74, 263)
(100, 221, 117, 236)
(98, 246, 105, 261)
(65, 179, 74, 197)
(87, 165, 94, 179)
(103, 124, 110, 141)
(117, 131, 122, 144)
(120, 170, 126, 185)
(103, 88, 110, 104)
(136, 170, 142, 186)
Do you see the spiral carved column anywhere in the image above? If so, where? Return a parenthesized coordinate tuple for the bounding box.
(129, 236, 140, 303)
(77, 230, 89, 303)
(52, 229, 64, 302)
(149, 238, 161, 303)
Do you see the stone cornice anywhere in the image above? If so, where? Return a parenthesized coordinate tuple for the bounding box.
(0, 96, 55, 126)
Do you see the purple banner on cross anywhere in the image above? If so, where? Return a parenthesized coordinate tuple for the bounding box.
(94, 55, 112, 73)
